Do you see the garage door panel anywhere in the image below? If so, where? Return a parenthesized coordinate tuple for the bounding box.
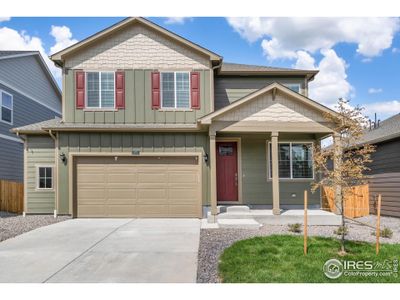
(75, 155, 201, 218)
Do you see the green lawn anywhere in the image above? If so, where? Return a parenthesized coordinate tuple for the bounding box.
(218, 235, 400, 283)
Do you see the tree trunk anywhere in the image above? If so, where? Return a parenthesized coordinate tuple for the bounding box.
(340, 194, 346, 254)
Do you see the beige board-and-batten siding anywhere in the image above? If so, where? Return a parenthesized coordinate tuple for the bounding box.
(57, 132, 210, 215)
(64, 69, 211, 124)
(26, 136, 56, 213)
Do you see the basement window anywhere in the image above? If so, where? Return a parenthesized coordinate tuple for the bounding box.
(37, 166, 53, 190)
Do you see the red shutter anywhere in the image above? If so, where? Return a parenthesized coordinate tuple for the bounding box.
(75, 71, 85, 109)
(190, 72, 200, 109)
(115, 71, 125, 109)
(151, 72, 160, 109)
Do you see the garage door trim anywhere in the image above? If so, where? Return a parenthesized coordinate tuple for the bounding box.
(68, 152, 203, 218)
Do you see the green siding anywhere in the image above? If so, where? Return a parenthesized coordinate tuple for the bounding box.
(57, 132, 210, 214)
(26, 136, 56, 213)
(214, 76, 307, 109)
(64, 69, 212, 124)
(220, 133, 320, 206)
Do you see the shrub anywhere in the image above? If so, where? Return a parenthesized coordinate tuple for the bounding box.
(334, 226, 349, 236)
(288, 223, 302, 233)
(371, 227, 393, 239)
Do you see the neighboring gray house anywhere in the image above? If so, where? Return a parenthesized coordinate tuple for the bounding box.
(0, 51, 61, 182)
(361, 114, 400, 218)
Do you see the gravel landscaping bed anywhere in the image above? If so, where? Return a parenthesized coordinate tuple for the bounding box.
(197, 215, 400, 283)
(0, 211, 71, 242)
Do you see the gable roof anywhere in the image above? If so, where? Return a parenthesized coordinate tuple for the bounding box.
(199, 82, 340, 125)
(360, 113, 400, 145)
(219, 62, 318, 80)
(50, 17, 222, 66)
(0, 50, 61, 98)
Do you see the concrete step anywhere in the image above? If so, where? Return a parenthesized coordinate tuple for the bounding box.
(218, 219, 262, 229)
(225, 206, 250, 213)
(215, 212, 254, 219)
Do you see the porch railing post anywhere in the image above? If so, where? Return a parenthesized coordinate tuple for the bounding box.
(271, 131, 281, 215)
(209, 131, 218, 221)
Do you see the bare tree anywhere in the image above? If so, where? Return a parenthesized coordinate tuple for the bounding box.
(312, 98, 375, 255)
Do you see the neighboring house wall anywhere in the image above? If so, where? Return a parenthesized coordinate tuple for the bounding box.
(26, 136, 56, 213)
(64, 23, 210, 70)
(0, 82, 60, 182)
(56, 132, 210, 214)
(0, 55, 61, 112)
(368, 138, 400, 217)
(214, 76, 307, 109)
(64, 69, 211, 124)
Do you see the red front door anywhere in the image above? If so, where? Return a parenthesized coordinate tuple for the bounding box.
(216, 141, 238, 202)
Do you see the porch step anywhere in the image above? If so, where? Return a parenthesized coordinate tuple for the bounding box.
(225, 206, 250, 213)
(217, 218, 262, 229)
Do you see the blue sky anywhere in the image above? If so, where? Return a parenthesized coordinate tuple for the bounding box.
(1, 17, 400, 120)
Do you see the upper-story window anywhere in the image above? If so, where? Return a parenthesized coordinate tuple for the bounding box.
(284, 83, 301, 93)
(0, 90, 13, 124)
(161, 72, 190, 109)
(86, 72, 115, 108)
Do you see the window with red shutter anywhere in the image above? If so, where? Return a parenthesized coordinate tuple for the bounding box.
(151, 72, 160, 109)
(75, 71, 85, 109)
(190, 72, 200, 109)
(115, 71, 125, 109)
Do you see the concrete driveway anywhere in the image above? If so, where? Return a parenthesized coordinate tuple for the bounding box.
(0, 218, 200, 283)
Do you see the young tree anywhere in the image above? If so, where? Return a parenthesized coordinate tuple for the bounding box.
(312, 98, 375, 255)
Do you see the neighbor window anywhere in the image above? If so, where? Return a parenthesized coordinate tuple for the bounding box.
(37, 166, 53, 189)
(86, 72, 115, 108)
(0, 90, 13, 124)
(268, 142, 313, 179)
(284, 84, 301, 93)
(161, 72, 190, 109)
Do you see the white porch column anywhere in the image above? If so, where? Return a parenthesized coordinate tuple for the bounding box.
(271, 132, 281, 215)
(209, 131, 218, 219)
(333, 133, 342, 215)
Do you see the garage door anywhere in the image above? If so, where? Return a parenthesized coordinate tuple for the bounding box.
(75, 156, 202, 218)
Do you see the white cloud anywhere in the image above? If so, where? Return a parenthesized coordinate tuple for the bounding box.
(363, 100, 400, 120)
(0, 25, 77, 80)
(227, 17, 400, 60)
(0, 17, 10, 22)
(292, 49, 352, 107)
(368, 88, 383, 94)
(49, 25, 77, 55)
(164, 17, 191, 25)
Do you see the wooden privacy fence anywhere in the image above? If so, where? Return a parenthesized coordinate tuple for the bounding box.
(0, 180, 24, 214)
(322, 184, 369, 218)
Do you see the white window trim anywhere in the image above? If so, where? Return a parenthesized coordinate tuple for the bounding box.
(284, 83, 301, 93)
(0, 89, 13, 125)
(267, 141, 314, 180)
(160, 71, 191, 110)
(85, 71, 116, 109)
(36, 165, 55, 191)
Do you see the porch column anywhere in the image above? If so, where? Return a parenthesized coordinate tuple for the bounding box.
(333, 133, 342, 215)
(271, 132, 281, 215)
(209, 132, 218, 220)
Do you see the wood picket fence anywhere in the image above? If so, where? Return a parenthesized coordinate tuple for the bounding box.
(322, 184, 369, 218)
(0, 180, 24, 213)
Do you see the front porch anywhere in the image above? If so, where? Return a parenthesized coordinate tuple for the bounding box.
(200, 83, 342, 223)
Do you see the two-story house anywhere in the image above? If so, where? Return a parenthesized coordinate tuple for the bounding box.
(0, 51, 61, 182)
(13, 17, 341, 220)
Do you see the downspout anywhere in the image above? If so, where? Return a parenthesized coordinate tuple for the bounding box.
(16, 132, 27, 217)
(47, 130, 58, 218)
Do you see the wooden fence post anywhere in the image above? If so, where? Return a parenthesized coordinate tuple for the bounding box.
(304, 190, 308, 255)
(376, 194, 381, 255)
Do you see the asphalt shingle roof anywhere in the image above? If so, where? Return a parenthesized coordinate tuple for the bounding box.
(360, 113, 400, 144)
(220, 62, 317, 74)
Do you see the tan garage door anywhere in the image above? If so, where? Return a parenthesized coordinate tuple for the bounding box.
(75, 156, 202, 218)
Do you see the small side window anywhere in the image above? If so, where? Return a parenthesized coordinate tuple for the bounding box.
(0, 90, 13, 124)
(37, 166, 53, 190)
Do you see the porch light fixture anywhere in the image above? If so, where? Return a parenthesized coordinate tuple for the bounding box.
(203, 153, 209, 163)
(59, 153, 67, 164)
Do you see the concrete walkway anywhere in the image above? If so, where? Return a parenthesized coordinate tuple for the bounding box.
(0, 218, 200, 283)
